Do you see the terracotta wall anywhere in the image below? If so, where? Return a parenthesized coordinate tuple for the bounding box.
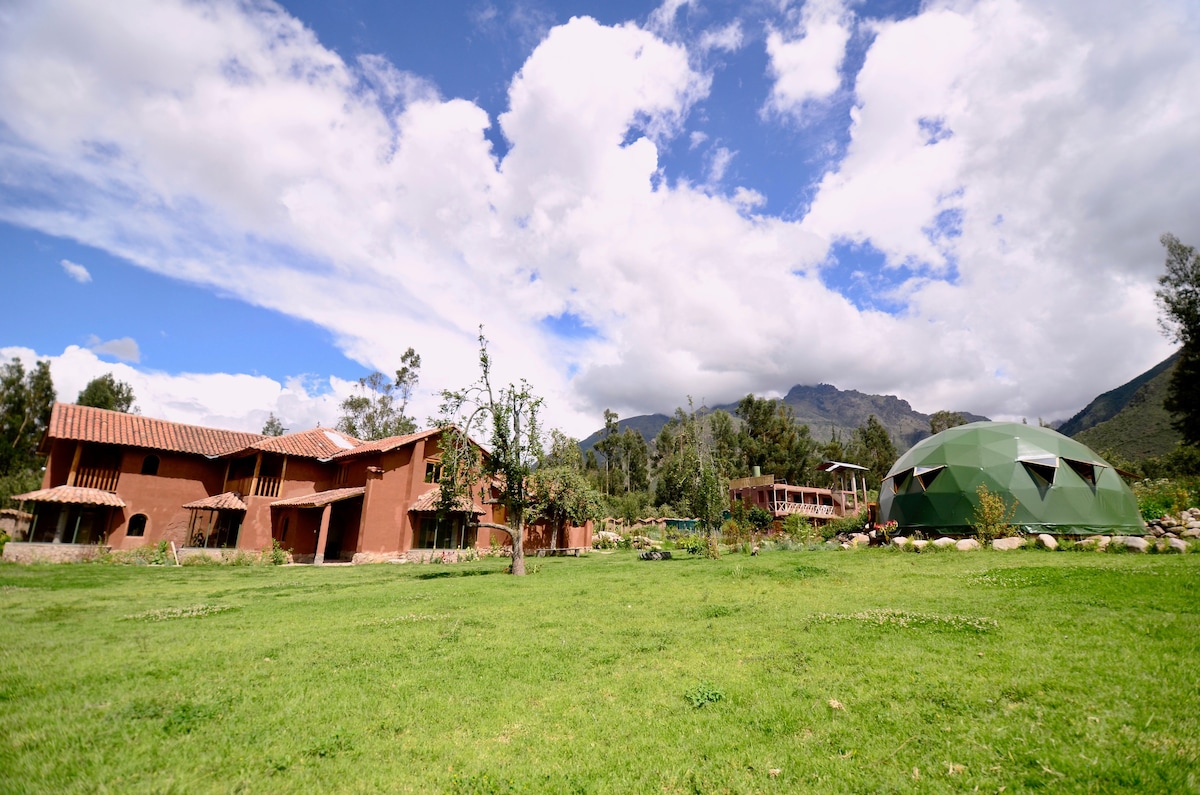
(109, 450, 224, 550)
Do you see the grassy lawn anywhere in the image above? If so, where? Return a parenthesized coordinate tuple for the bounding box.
(1, 548, 1198, 794)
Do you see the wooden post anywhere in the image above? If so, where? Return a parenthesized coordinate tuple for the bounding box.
(66, 443, 83, 487)
(314, 504, 332, 565)
(249, 453, 263, 498)
(278, 456, 288, 496)
(221, 460, 231, 493)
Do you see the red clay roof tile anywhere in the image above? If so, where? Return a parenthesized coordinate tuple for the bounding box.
(45, 403, 263, 457)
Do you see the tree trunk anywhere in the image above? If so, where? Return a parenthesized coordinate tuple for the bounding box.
(510, 515, 526, 575)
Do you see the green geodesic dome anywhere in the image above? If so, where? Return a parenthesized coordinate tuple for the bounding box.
(879, 422, 1144, 536)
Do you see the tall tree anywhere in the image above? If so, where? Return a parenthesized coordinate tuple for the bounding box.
(261, 413, 286, 436)
(849, 414, 897, 485)
(1156, 233, 1200, 446)
(77, 373, 136, 413)
(619, 428, 650, 492)
(651, 401, 727, 530)
(929, 410, 967, 435)
(437, 332, 542, 576)
(0, 358, 55, 502)
(336, 347, 421, 440)
(594, 409, 621, 494)
(735, 394, 816, 484)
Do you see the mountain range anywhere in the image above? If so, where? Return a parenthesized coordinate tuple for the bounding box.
(580, 352, 1183, 462)
(580, 385, 987, 456)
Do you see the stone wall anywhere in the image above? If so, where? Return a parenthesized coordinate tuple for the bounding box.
(1, 542, 107, 564)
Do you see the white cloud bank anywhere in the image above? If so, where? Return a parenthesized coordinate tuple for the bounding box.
(0, 0, 1197, 437)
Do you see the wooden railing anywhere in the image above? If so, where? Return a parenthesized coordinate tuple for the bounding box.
(254, 476, 280, 498)
(771, 502, 835, 517)
(74, 466, 119, 492)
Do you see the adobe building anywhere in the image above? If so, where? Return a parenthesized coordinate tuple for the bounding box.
(5, 403, 591, 563)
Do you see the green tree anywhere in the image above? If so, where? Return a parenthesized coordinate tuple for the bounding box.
(336, 347, 421, 440)
(1156, 233, 1200, 446)
(77, 373, 136, 413)
(530, 464, 602, 549)
(437, 332, 542, 576)
(651, 401, 727, 531)
(735, 394, 815, 484)
(849, 415, 897, 485)
(0, 358, 55, 503)
(929, 410, 966, 435)
(594, 409, 621, 494)
(261, 413, 286, 436)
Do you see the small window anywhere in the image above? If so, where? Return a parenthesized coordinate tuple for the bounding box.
(1063, 458, 1100, 487)
(141, 455, 160, 476)
(424, 461, 443, 484)
(915, 465, 945, 491)
(280, 517, 289, 542)
(335, 464, 349, 486)
(127, 514, 148, 537)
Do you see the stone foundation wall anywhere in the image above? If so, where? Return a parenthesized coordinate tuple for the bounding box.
(1, 542, 108, 564)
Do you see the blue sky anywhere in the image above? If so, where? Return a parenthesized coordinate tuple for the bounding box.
(0, 0, 1197, 436)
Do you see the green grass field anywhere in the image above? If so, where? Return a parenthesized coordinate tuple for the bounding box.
(2, 548, 1198, 794)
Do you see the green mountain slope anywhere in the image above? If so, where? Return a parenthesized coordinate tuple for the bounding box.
(1058, 352, 1179, 438)
(1070, 354, 1182, 460)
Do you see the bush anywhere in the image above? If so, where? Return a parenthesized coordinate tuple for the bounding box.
(1133, 478, 1197, 521)
(263, 539, 290, 566)
(972, 484, 1018, 544)
(821, 511, 868, 540)
(781, 513, 818, 543)
(0, 530, 8, 555)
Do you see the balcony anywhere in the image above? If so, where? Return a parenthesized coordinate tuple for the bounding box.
(770, 501, 835, 518)
(73, 466, 119, 492)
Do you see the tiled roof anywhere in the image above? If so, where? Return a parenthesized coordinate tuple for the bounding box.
(271, 486, 365, 508)
(328, 428, 441, 460)
(10, 485, 126, 507)
(408, 487, 484, 514)
(182, 492, 247, 511)
(45, 403, 264, 457)
(248, 427, 362, 460)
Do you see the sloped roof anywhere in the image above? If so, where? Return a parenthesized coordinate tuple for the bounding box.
(11, 485, 126, 507)
(44, 403, 263, 457)
(409, 487, 484, 514)
(271, 486, 365, 508)
(328, 427, 442, 460)
(182, 492, 247, 511)
(247, 427, 362, 459)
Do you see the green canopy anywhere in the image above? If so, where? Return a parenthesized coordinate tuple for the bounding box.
(879, 422, 1144, 536)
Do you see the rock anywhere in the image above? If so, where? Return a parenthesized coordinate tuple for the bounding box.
(1079, 536, 1109, 550)
(932, 537, 957, 548)
(1183, 528, 1200, 539)
(850, 533, 870, 547)
(1160, 516, 1178, 528)
(1165, 532, 1179, 539)
(955, 538, 981, 551)
(1187, 520, 1200, 530)
(912, 539, 929, 551)
(992, 537, 1023, 551)
(1149, 525, 1165, 537)
(1123, 536, 1149, 553)
(1167, 538, 1189, 554)
(1037, 533, 1058, 551)
(892, 536, 910, 548)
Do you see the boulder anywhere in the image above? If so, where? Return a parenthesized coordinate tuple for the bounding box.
(912, 539, 929, 551)
(992, 537, 1023, 551)
(1167, 538, 1189, 554)
(849, 533, 870, 547)
(1122, 536, 1150, 553)
(932, 537, 957, 548)
(1182, 528, 1200, 539)
(892, 536, 910, 548)
(955, 538, 981, 551)
(1036, 533, 1058, 551)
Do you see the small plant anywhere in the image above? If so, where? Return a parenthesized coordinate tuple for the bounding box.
(972, 483, 1018, 544)
(684, 681, 724, 708)
(782, 513, 818, 543)
(703, 534, 721, 559)
(263, 539, 290, 566)
(0, 529, 9, 554)
(678, 534, 708, 555)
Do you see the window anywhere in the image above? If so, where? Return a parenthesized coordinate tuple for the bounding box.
(280, 517, 290, 542)
(127, 514, 148, 537)
(1063, 458, 1100, 487)
(424, 461, 443, 484)
(335, 464, 349, 486)
(140, 455, 160, 476)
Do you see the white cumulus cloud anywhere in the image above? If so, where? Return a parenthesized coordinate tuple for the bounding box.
(60, 258, 91, 283)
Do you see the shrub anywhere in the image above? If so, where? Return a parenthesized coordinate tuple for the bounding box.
(684, 681, 724, 709)
(0, 530, 9, 555)
(972, 484, 1018, 544)
(1133, 478, 1196, 521)
(263, 539, 290, 566)
(781, 513, 818, 543)
(821, 511, 868, 540)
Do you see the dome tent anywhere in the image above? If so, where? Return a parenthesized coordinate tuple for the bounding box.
(879, 422, 1143, 536)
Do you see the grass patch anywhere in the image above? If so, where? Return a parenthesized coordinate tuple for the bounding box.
(1, 550, 1198, 792)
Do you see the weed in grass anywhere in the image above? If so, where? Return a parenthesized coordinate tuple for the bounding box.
(449, 772, 527, 794)
(122, 604, 234, 621)
(684, 681, 724, 708)
(808, 609, 998, 633)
